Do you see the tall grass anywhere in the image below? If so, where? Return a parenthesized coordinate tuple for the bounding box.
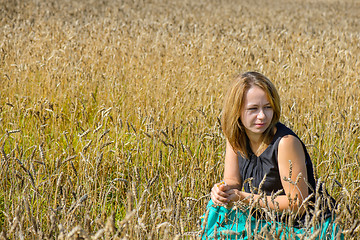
(0, 0, 359, 238)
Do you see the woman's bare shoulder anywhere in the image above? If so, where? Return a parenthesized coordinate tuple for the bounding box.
(278, 134, 302, 149)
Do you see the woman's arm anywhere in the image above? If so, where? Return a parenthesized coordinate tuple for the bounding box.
(223, 140, 242, 189)
(276, 134, 309, 214)
(225, 135, 310, 215)
(210, 140, 242, 206)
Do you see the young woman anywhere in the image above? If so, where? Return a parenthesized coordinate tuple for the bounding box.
(202, 72, 341, 239)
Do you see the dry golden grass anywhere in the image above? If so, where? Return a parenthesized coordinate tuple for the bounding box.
(0, 0, 359, 239)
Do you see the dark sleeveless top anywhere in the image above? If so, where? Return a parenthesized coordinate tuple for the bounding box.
(238, 122, 334, 225)
(238, 122, 316, 196)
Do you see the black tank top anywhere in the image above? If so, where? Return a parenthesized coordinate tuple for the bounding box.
(238, 122, 316, 196)
(238, 122, 334, 225)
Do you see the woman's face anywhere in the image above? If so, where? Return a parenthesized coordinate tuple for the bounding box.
(240, 85, 274, 138)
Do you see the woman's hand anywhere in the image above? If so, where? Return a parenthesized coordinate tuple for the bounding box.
(211, 182, 243, 206)
(211, 182, 230, 206)
(225, 188, 243, 203)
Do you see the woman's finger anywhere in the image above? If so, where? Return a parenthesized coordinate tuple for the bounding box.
(212, 184, 229, 198)
(211, 192, 227, 206)
(219, 184, 230, 192)
(211, 189, 230, 204)
(225, 189, 242, 202)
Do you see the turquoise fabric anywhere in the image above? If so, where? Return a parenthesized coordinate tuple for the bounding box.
(201, 200, 343, 240)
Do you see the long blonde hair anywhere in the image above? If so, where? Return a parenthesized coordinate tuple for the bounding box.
(221, 72, 281, 157)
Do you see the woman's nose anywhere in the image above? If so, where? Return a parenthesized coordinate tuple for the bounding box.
(257, 110, 265, 119)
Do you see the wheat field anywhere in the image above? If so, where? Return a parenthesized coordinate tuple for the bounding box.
(0, 0, 359, 239)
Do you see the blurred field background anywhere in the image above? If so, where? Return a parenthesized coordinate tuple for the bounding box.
(0, 0, 359, 239)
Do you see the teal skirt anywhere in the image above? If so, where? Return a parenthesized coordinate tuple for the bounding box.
(201, 200, 343, 240)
